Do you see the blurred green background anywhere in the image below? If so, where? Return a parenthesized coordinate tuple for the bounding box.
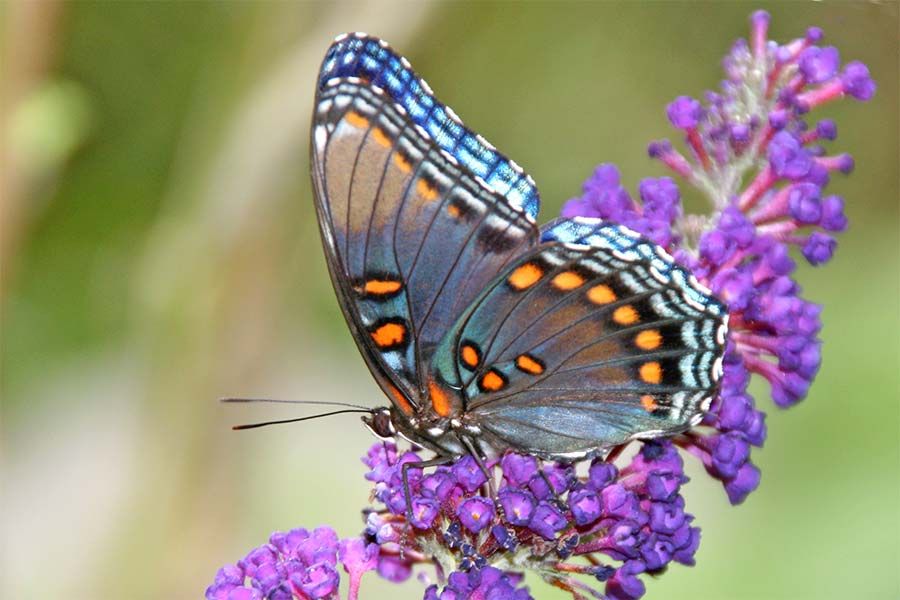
(2, 2, 897, 599)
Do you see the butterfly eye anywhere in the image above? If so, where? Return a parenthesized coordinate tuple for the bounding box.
(362, 408, 396, 439)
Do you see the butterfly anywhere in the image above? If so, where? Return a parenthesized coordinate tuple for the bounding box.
(310, 33, 727, 471)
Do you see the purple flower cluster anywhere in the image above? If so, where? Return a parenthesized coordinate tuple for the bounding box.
(206, 527, 378, 600)
(208, 11, 873, 600)
(561, 166, 683, 250)
(562, 11, 872, 504)
(362, 440, 698, 600)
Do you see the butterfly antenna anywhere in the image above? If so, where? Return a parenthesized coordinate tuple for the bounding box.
(230, 409, 372, 431)
(220, 397, 370, 411)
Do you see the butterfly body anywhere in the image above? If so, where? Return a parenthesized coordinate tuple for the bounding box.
(311, 33, 727, 463)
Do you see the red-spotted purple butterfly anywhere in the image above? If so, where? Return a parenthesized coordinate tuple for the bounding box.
(310, 33, 727, 469)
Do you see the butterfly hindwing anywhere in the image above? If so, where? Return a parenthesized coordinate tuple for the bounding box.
(311, 41, 539, 411)
(432, 218, 727, 457)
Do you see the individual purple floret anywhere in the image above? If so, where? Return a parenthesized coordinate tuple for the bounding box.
(205, 526, 378, 600)
(666, 96, 704, 129)
(209, 11, 873, 600)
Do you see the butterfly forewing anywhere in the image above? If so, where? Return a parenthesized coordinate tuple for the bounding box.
(318, 34, 541, 220)
(311, 38, 539, 412)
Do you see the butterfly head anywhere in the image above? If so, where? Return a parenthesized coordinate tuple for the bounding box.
(361, 406, 396, 440)
(361, 402, 476, 459)
(362, 404, 437, 443)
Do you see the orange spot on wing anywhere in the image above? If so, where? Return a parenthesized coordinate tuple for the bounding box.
(370, 321, 406, 349)
(345, 111, 369, 128)
(479, 369, 506, 392)
(393, 152, 412, 173)
(613, 305, 640, 325)
(416, 177, 439, 201)
(387, 383, 414, 415)
(508, 263, 543, 290)
(551, 271, 585, 291)
(635, 329, 662, 350)
(587, 284, 616, 304)
(363, 279, 402, 296)
(460, 344, 480, 369)
(515, 354, 545, 375)
(447, 204, 461, 218)
(372, 127, 392, 148)
(639, 361, 663, 384)
(640, 394, 659, 412)
(428, 380, 452, 417)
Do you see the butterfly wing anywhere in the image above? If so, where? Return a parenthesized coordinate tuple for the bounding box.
(318, 34, 541, 220)
(311, 34, 540, 413)
(432, 217, 728, 458)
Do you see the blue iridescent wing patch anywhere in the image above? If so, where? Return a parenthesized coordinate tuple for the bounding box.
(540, 217, 727, 318)
(318, 33, 540, 220)
(431, 218, 728, 458)
(311, 70, 538, 412)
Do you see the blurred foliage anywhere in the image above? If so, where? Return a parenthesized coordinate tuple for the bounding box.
(2, 2, 897, 599)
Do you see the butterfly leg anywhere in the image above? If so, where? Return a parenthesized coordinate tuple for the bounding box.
(401, 454, 453, 525)
(460, 436, 497, 498)
(537, 458, 568, 512)
(459, 436, 506, 525)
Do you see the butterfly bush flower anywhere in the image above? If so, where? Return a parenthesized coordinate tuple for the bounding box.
(361, 440, 697, 600)
(563, 10, 872, 509)
(206, 527, 379, 600)
(208, 11, 873, 600)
